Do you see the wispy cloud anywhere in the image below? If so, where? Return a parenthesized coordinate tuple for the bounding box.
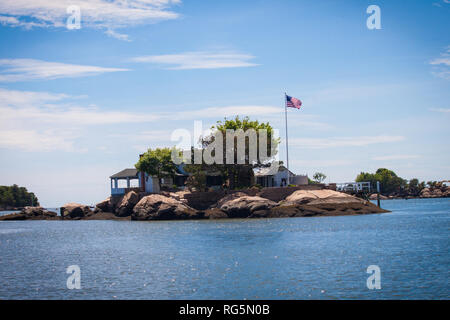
(0, 0, 181, 40)
(105, 29, 131, 42)
(0, 88, 300, 152)
(430, 46, 450, 79)
(290, 135, 405, 149)
(0, 129, 83, 152)
(0, 89, 284, 125)
(0, 89, 160, 125)
(430, 108, 450, 113)
(0, 59, 129, 82)
(372, 154, 420, 161)
(174, 105, 280, 119)
(131, 51, 259, 70)
(290, 159, 355, 167)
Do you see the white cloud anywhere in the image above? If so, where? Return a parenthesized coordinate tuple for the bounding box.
(0, 88, 300, 152)
(430, 108, 450, 113)
(0, 129, 81, 152)
(290, 135, 405, 149)
(0, 58, 129, 82)
(0, 89, 288, 127)
(131, 51, 259, 70)
(290, 159, 355, 167)
(105, 29, 131, 41)
(0, 0, 181, 40)
(430, 47, 450, 79)
(372, 154, 420, 161)
(174, 105, 280, 119)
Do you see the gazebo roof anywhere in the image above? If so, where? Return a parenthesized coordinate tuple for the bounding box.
(110, 168, 139, 179)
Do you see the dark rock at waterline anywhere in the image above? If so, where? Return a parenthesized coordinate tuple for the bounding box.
(0, 189, 390, 222)
(115, 191, 139, 217)
(0, 206, 58, 221)
(94, 197, 111, 213)
(132, 194, 200, 220)
(84, 211, 131, 220)
(203, 208, 228, 219)
(60, 203, 92, 219)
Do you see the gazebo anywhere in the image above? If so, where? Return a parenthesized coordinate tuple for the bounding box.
(110, 168, 142, 196)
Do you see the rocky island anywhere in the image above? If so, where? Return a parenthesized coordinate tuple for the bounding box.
(0, 188, 388, 221)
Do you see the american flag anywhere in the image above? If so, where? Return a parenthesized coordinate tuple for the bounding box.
(286, 95, 302, 109)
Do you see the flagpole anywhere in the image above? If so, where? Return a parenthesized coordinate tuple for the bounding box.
(284, 92, 290, 186)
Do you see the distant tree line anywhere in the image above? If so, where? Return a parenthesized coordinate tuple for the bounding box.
(355, 168, 440, 196)
(0, 185, 39, 208)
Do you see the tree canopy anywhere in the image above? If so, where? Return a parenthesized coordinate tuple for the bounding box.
(209, 116, 279, 165)
(355, 168, 430, 196)
(135, 148, 179, 180)
(203, 116, 279, 189)
(313, 172, 327, 183)
(0, 185, 39, 208)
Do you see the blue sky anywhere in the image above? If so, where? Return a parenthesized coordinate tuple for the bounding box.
(0, 0, 449, 207)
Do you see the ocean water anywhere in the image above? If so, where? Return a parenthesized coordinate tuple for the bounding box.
(0, 198, 448, 300)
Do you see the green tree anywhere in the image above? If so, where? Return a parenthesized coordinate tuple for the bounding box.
(426, 181, 437, 188)
(356, 172, 377, 188)
(313, 172, 327, 183)
(408, 178, 422, 196)
(135, 148, 179, 184)
(356, 168, 408, 195)
(204, 116, 279, 189)
(0, 185, 39, 208)
(375, 168, 407, 195)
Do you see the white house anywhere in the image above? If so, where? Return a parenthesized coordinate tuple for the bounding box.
(254, 166, 308, 187)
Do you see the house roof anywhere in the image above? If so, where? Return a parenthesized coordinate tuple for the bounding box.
(110, 168, 139, 179)
(254, 165, 295, 177)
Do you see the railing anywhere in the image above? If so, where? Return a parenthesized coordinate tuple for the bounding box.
(336, 182, 372, 193)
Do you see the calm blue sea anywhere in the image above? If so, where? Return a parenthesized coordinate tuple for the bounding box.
(0, 198, 448, 299)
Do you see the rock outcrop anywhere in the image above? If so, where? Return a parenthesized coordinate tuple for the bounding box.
(115, 191, 139, 217)
(0, 207, 57, 221)
(132, 194, 199, 220)
(95, 197, 111, 213)
(277, 189, 388, 217)
(60, 203, 92, 219)
(285, 189, 365, 205)
(0, 188, 391, 222)
(420, 187, 449, 198)
(216, 194, 277, 218)
(369, 193, 389, 200)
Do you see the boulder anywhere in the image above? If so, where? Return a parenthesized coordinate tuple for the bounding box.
(285, 189, 365, 205)
(95, 197, 111, 213)
(369, 193, 388, 200)
(218, 195, 277, 218)
(115, 191, 139, 217)
(0, 206, 57, 221)
(271, 201, 388, 217)
(203, 208, 228, 219)
(60, 203, 92, 219)
(420, 188, 432, 198)
(132, 194, 199, 220)
(215, 192, 248, 208)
